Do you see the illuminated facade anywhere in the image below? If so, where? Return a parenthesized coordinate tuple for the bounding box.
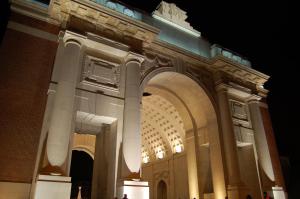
(0, 0, 287, 199)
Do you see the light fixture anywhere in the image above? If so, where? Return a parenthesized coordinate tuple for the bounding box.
(142, 156, 149, 164)
(142, 151, 150, 164)
(155, 147, 164, 159)
(175, 145, 182, 153)
(157, 151, 164, 159)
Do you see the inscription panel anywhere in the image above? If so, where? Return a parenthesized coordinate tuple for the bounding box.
(231, 101, 248, 120)
(81, 55, 120, 92)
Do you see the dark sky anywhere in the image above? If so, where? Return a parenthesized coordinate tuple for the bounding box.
(1, 0, 298, 197)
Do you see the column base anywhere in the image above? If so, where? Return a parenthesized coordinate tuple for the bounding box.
(33, 175, 71, 199)
(227, 184, 249, 199)
(117, 180, 149, 199)
(272, 186, 287, 199)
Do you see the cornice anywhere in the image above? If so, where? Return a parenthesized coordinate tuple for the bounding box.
(49, 0, 160, 45)
(149, 40, 269, 92)
(211, 55, 270, 87)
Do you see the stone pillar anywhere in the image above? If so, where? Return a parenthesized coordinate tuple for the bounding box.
(92, 126, 108, 199)
(186, 131, 200, 199)
(118, 54, 149, 199)
(216, 84, 244, 198)
(45, 40, 82, 174)
(248, 99, 275, 182)
(249, 100, 286, 199)
(122, 54, 143, 177)
(34, 38, 82, 199)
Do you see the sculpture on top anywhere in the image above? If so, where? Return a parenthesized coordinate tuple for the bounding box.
(152, 1, 201, 37)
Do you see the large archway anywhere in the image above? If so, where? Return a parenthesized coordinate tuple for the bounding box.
(140, 71, 226, 199)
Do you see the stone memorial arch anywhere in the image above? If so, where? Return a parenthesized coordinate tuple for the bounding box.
(0, 0, 287, 199)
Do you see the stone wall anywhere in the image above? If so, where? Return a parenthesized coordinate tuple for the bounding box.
(142, 153, 189, 199)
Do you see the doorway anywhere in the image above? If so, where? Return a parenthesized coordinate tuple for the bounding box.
(157, 180, 167, 199)
(70, 150, 93, 199)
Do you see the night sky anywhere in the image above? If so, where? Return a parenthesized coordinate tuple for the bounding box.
(0, 0, 298, 197)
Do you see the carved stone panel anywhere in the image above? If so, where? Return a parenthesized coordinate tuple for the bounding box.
(231, 101, 248, 121)
(82, 55, 120, 91)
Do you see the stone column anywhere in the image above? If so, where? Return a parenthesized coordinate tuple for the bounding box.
(216, 84, 244, 198)
(249, 99, 286, 195)
(45, 40, 82, 174)
(122, 54, 143, 177)
(248, 99, 275, 182)
(185, 131, 200, 199)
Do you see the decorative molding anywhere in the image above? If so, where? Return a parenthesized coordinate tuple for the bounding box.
(141, 50, 174, 77)
(49, 0, 159, 45)
(211, 56, 269, 87)
(81, 55, 121, 91)
(125, 52, 144, 64)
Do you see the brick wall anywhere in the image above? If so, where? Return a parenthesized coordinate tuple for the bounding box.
(0, 28, 57, 182)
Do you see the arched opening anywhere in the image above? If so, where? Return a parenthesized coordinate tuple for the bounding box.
(70, 150, 93, 199)
(140, 71, 226, 199)
(157, 180, 167, 199)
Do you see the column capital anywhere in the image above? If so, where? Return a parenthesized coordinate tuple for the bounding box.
(125, 52, 144, 65)
(59, 30, 86, 47)
(247, 94, 262, 104)
(215, 83, 229, 93)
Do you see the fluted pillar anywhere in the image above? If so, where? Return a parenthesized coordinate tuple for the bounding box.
(248, 99, 275, 182)
(249, 99, 286, 191)
(45, 40, 81, 173)
(216, 84, 246, 199)
(122, 54, 143, 176)
(186, 131, 200, 199)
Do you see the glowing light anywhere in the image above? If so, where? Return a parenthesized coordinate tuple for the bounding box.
(142, 156, 149, 164)
(157, 151, 164, 159)
(175, 145, 182, 153)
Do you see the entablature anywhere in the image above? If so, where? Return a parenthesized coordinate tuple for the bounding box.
(50, 0, 159, 46)
(11, 0, 270, 97)
(211, 55, 269, 88)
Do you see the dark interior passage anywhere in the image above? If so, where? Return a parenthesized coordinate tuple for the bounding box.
(70, 150, 93, 199)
